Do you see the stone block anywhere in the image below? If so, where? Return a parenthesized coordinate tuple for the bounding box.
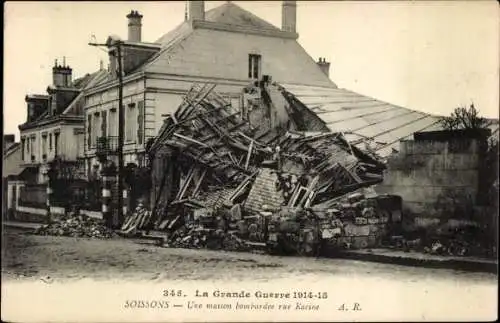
(413, 217, 441, 228)
(352, 236, 369, 249)
(403, 201, 438, 217)
(402, 140, 448, 155)
(344, 224, 370, 236)
(441, 153, 479, 170)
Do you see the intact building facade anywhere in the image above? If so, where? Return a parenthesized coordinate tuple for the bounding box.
(18, 59, 108, 183)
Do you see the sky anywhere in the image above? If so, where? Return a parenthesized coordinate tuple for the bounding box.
(4, 1, 499, 140)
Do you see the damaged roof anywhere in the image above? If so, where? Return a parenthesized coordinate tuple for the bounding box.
(149, 81, 386, 217)
(282, 83, 500, 157)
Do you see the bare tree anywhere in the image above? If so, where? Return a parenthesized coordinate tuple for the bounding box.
(439, 103, 491, 130)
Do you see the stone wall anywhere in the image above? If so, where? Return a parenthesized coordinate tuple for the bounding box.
(376, 137, 486, 229)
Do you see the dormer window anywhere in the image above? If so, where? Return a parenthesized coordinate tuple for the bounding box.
(248, 54, 261, 79)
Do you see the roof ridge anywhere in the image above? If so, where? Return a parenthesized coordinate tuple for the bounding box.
(204, 2, 281, 31)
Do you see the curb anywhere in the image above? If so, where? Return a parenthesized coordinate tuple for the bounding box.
(336, 251, 498, 274)
(3, 222, 44, 231)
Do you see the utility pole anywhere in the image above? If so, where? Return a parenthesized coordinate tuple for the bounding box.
(89, 37, 125, 228)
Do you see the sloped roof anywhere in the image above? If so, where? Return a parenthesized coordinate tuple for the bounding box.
(204, 1, 281, 31)
(3, 143, 23, 179)
(145, 29, 334, 86)
(155, 20, 192, 46)
(155, 2, 280, 46)
(4, 142, 19, 157)
(126, 2, 334, 88)
(73, 74, 94, 89)
(63, 69, 110, 115)
(282, 83, 500, 157)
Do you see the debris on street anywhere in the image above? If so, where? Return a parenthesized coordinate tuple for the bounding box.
(119, 201, 153, 236)
(34, 212, 115, 239)
(386, 223, 496, 258)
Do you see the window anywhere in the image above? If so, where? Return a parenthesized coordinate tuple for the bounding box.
(54, 133, 59, 156)
(248, 54, 261, 79)
(92, 113, 99, 147)
(101, 110, 107, 138)
(42, 135, 47, 158)
(21, 138, 25, 161)
(49, 133, 53, 151)
(109, 108, 117, 137)
(137, 100, 144, 145)
(87, 115, 92, 149)
(126, 103, 137, 142)
(30, 136, 35, 160)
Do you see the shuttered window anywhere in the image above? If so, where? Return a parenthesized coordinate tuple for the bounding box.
(137, 100, 144, 145)
(126, 103, 137, 142)
(101, 110, 107, 137)
(248, 54, 261, 79)
(109, 107, 117, 137)
(42, 135, 47, 158)
(92, 114, 99, 147)
(87, 115, 92, 149)
(21, 138, 25, 161)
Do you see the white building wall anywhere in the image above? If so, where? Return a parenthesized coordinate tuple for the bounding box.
(84, 78, 145, 158)
(83, 70, 246, 169)
(20, 123, 83, 165)
(7, 181, 25, 209)
(144, 76, 245, 144)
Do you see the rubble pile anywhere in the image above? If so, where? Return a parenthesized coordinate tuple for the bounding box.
(144, 80, 394, 256)
(35, 213, 115, 239)
(388, 224, 495, 257)
(164, 205, 260, 252)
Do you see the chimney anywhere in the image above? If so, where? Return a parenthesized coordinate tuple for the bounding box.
(126, 10, 143, 42)
(188, 1, 205, 22)
(317, 57, 331, 78)
(52, 57, 73, 87)
(282, 1, 297, 33)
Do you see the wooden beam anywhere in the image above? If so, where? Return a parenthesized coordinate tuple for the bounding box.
(173, 133, 209, 148)
(298, 176, 319, 207)
(176, 166, 196, 200)
(244, 140, 254, 170)
(192, 168, 207, 197)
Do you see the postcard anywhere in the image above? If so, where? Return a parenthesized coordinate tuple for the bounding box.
(2, 1, 498, 322)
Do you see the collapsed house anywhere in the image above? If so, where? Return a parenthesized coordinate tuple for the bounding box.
(116, 78, 405, 255)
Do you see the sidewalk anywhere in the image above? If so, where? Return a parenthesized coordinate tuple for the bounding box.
(337, 248, 498, 274)
(3, 221, 44, 231)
